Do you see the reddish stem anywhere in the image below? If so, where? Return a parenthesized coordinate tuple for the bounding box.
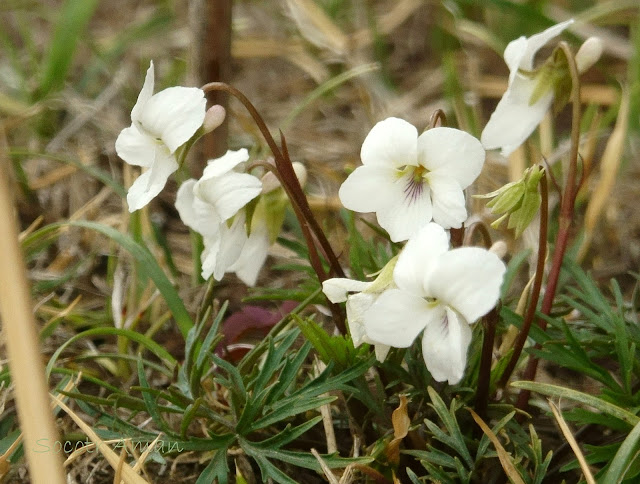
(516, 42, 582, 413)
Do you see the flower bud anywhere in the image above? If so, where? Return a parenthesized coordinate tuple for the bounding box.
(575, 37, 603, 73)
(489, 240, 508, 259)
(202, 105, 226, 133)
(261, 161, 308, 194)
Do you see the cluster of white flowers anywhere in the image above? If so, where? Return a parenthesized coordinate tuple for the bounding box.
(115, 62, 306, 286)
(322, 20, 602, 384)
(325, 114, 506, 384)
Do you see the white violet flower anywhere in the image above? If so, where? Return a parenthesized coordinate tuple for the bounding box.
(362, 223, 506, 384)
(481, 21, 602, 157)
(175, 149, 263, 280)
(322, 267, 396, 363)
(116, 61, 207, 212)
(339, 118, 485, 242)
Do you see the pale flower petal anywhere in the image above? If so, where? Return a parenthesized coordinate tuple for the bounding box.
(424, 247, 506, 324)
(196, 171, 262, 222)
(131, 61, 155, 123)
(376, 172, 432, 242)
(481, 77, 554, 156)
(202, 149, 250, 178)
(360, 117, 418, 168)
(518, 19, 574, 70)
(126, 153, 178, 212)
(176, 179, 222, 237)
(115, 124, 158, 168)
(345, 292, 376, 346)
(138, 86, 206, 153)
(338, 165, 398, 213)
(200, 214, 248, 282)
(229, 221, 270, 286)
(393, 222, 449, 296)
(418, 127, 485, 189)
(427, 173, 468, 229)
(421, 307, 472, 384)
(322, 278, 371, 303)
(364, 289, 438, 348)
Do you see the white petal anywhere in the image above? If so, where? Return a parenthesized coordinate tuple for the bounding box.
(202, 149, 250, 178)
(346, 292, 376, 346)
(364, 289, 436, 347)
(480, 77, 554, 156)
(427, 173, 467, 229)
(504, 36, 528, 81)
(214, 214, 248, 281)
(196, 172, 262, 222)
(576, 37, 603, 73)
(417, 127, 485, 189)
(138, 86, 206, 153)
(374, 344, 391, 362)
(201, 235, 222, 280)
(376, 172, 433, 242)
(421, 307, 472, 384)
(425, 247, 506, 324)
(360, 117, 418, 168)
(394, 222, 449, 296)
(518, 19, 574, 71)
(115, 125, 157, 167)
(338, 165, 398, 213)
(126, 152, 178, 212)
(322, 278, 371, 303)
(229, 222, 270, 286)
(131, 61, 155, 123)
(176, 179, 222, 237)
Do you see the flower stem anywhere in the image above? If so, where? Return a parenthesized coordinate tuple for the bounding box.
(516, 42, 582, 413)
(498, 169, 548, 389)
(475, 307, 499, 420)
(201, 82, 347, 333)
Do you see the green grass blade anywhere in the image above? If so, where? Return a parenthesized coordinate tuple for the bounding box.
(36, 0, 99, 99)
(603, 419, 640, 483)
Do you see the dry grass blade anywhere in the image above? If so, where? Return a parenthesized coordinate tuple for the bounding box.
(578, 91, 629, 261)
(314, 358, 338, 454)
(286, 0, 348, 55)
(548, 399, 596, 484)
(468, 408, 526, 484)
(49, 393, 149, 484)
(311, 448, 340, 484)
(0, 124, 66, 484)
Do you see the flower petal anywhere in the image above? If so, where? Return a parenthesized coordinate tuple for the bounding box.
(480, 77, 554, 156)
(322, 278, 371, 303)
(126, 152, 178, 212)
(338, 165, 398, 213)
(424, 247, 506, 324)
(196, 171, 262, 222)
(201, 235, 222, 280)
(417, 127, 485, 189)
(421, 307, 472, 384)
(214, 214, 248, 281)
(176, 179, 222, 237)
(518, 19, 574, 71)
(346, 292, 376, 346)
(229, 222, 270, 286)
(360, 117, 418, 168)
(202, 149, 250, 178)
(131, 61, 155, 123)
(427, 173, 467, 229)
(364, 289, 436, 347)
(138, 86, 206, 153)
(115, 125, 157, 167)
(393, 222, 449, 296)
(376, 172, 433, 242)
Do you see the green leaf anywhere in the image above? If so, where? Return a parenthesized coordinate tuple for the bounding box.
(510, 381, 639, 426)
(195, 447, 229, 484)
(137, 358, 175, 437)
(67, 220, 193, 338)
(252, 417, 322, 449)
(603, 419, 640, 483)
(37, 0, 99, 99)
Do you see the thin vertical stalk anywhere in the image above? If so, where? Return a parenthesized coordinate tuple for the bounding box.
(201, 82, 347, 332)
(475, 307, 499, 420)
(516, 42, 582, 412)
(0, 125, 65, 483)
(498, 170, 548, 389)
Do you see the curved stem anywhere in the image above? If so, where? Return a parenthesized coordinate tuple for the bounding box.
(429, 109, 447, 129)
(498, 169, 548, 389)
(462, 221, 492, 248)
(201, 82, 346, 333)
(516, 41, 582, 413)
